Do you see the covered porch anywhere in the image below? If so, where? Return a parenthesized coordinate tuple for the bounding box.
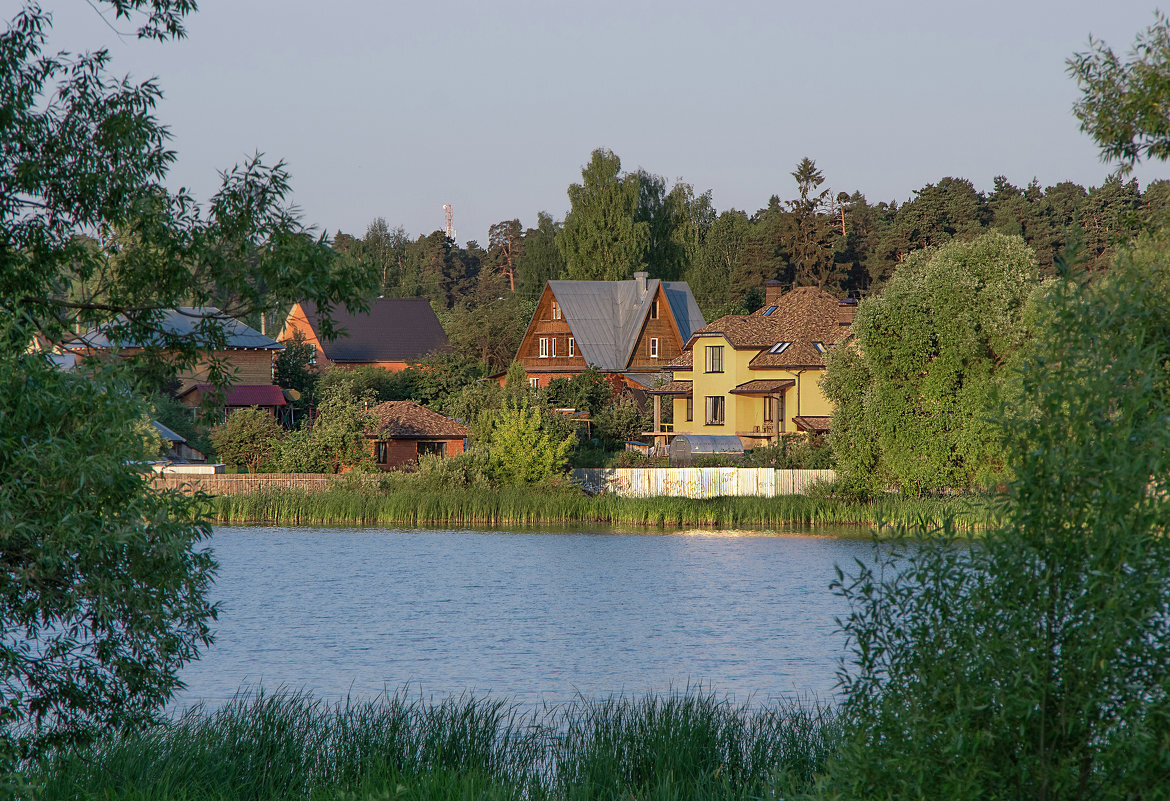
(644, 380, 692, 452)
(730, 379, 795, 443)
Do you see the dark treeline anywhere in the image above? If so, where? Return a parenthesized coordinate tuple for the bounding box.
(333, 148, 1170, 368)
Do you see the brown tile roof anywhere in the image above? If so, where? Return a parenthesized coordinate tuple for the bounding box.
(728, 378, 795, 395)
(665, 351, 692, 369)
(368, 401, 470, 439)
(793, 415, 832, 434)
(647, 380, 692, 396)
(299, 299, 450, 363)
(688, 286, 848, 369)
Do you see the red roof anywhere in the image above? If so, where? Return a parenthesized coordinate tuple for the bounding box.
(186, 384, 287, 407)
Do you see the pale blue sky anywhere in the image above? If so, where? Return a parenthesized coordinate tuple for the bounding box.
(40, 1, 1166, 246)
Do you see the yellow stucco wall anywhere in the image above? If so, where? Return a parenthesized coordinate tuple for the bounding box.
(670, 335, 833, 445)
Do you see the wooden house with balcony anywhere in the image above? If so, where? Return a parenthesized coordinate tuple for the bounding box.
(512, 272, 706, 391)
(652, 282, 856, 449)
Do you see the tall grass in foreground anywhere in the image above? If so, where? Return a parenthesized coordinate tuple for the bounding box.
(29, 689, 838, 801)
(211, 486, 993, 531)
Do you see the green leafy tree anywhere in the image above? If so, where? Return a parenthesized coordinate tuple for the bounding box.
(485, 402, 574, 485)
(824, 232, 1042, 493)
(541, 366, 616, 416)
(0, 1, 374, 755)
(315, 364, 417, 406)
(515, 212, 566, 295)
(272, 381, 376, 473)
(210, 409, 285, 471)
(1069, 12, 1170, 172)
(557, 149, 649, 281)
(821, 239, 1170, 801)
(591, 394, 650, 448)
(273, 329, 319, 420)
(687, 209, 753, 315)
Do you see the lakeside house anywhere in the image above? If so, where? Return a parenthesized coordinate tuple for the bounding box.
(64, 307, 289, 418)
(277, 298, 450, 371)
(650, 281, 856, 449)
(510, 272, 706, 391)
(367, 400, 471, 469)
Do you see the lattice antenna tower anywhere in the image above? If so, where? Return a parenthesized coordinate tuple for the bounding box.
(442, 204, 456, 241)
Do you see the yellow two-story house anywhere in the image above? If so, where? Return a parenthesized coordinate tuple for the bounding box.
(653, 283, 856, 448)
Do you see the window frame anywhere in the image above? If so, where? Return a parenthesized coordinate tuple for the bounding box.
(650, 337, 659, 359)
(685, 396, 693, 422)
(539, 337, 549, 358)
(705, 395, 725, 426)
(552, 301, 561, 320)
(705, 345, 724, 373)
(650, 300, 659, 320)
(568, 337, 575, 357)
(375, 441, 389, 464)
(528, 376, 539, 389)
(551, 338, 557, 358)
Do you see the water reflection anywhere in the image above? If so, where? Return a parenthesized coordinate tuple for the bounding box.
(175, 526, 890, 710)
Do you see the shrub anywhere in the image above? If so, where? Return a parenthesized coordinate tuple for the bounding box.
(821, 244, 1170, 800)
(485, 402, 574, 486)
(742, 434, 834, 469)
(210, 408, 285, 471)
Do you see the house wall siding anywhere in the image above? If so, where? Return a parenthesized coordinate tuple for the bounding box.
(276, 303, 331, 370)
(371, 437, 466, 470)
(670, 337, 834, 445)
(517, 287, 587, 378)
(628, 288, 685, 370)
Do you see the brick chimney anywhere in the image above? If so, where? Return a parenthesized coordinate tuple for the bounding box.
(765, 280, 784, 306)
(837, 299, 858, 327)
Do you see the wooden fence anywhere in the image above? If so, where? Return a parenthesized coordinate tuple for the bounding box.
(150, 472, 370, 496)
(152, 468, 835, 499)
(571, 468, 836, 499)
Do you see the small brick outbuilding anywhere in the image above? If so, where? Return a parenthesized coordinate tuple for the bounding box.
(367, 401, 470, 470)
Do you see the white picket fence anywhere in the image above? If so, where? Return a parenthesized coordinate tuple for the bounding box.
(571, 468, 836, 499)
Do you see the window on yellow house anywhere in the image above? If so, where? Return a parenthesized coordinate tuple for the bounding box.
(705, 345, 724, 373)
(705, 396, 724, 425)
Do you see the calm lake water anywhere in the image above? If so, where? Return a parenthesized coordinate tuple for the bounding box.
(175, 525, 888, 709)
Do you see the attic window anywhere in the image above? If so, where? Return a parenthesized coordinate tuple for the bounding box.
(552, 301, 561, 320)
(813, 342, 826, 354)
(769, 341, 792, 354)
(762, 306, 778, 316)
(650, 300, 659, 320)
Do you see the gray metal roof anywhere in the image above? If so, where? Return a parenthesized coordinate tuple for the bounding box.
(546, 279, 706, 372)
(151, 419, 186, 444)
(70, 307, 282, 350)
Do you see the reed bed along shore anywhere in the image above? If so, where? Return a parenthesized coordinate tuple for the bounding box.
(29, 689, 838, 801)
(210, 485, 994, 532)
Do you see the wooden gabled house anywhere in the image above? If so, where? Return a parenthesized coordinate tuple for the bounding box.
(512, 272, 706, 390)
(277, 298, 450, 371)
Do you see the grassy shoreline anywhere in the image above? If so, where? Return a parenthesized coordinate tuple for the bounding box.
(209, 486, 994, 531)
(28, 689, 838, 801)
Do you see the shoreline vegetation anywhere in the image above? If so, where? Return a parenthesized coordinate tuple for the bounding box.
(29, 689, 838, 801)
(208, 485, 995, 531)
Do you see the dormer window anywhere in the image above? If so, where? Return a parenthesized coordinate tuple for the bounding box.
(769, 341, 792, 354)
(813, 342, 826, 354)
